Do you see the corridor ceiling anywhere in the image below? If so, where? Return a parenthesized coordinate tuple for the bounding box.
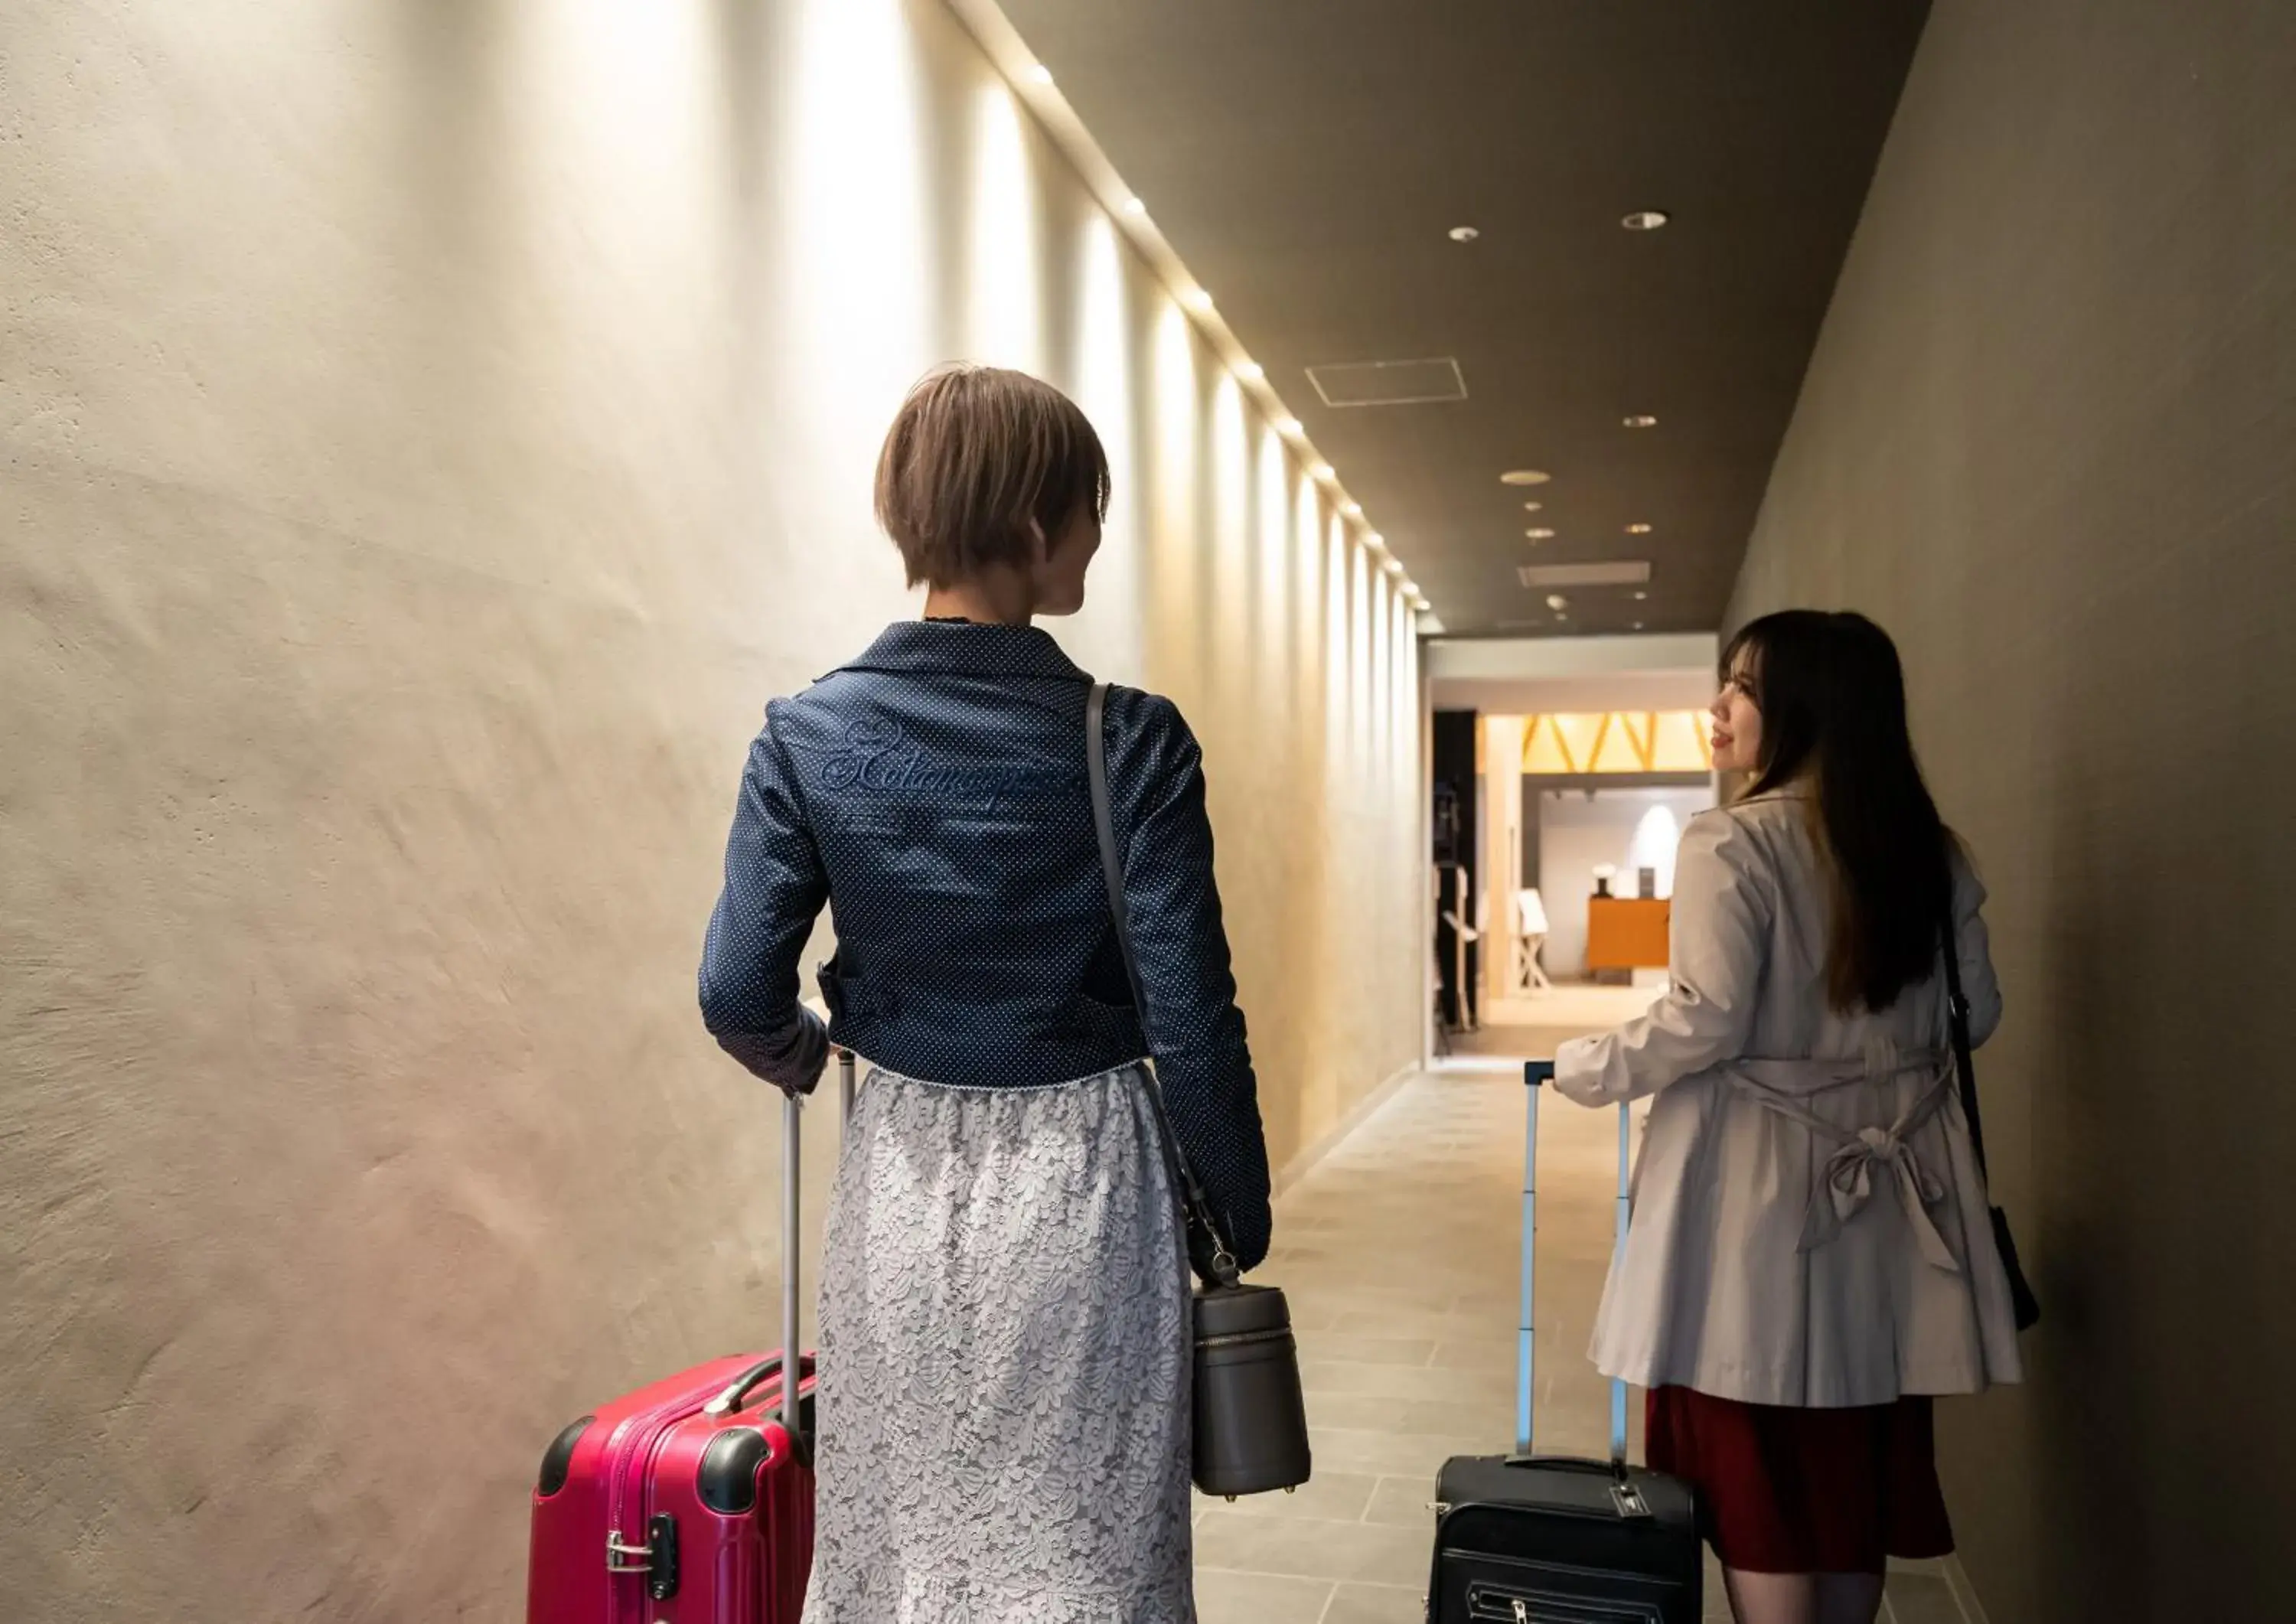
(993, 0, 1931, 638)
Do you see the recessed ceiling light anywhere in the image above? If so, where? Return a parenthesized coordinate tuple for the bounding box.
(1521, 501, 1544, 513)
(1342, 501, 1363, 517)
(1025, 64, 1054, 86)
(1500, 470, 1551, 486)
(1449, 225, 1480, 243)
(1633, 591, 1649, 601)
(1123, 197, 1147, 216)
(1623, 210, 1671, 231)
(1623, 414, 1658, 429)
(1236, 362, 1264, 382)
(1312, 463, 1335, 482)
(1525, 527, 1555, 540)
(1546, 594, 1570, 611)
(1186, 289, 1214, 312)
(1626, 523, 1654, 535)
(1277, 417, 1303, 436)
(1632, 621, 1646, 631)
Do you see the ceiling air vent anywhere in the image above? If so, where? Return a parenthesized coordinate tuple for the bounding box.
(1517, 562, 1653, 589)
(1306, 357, 1467, 407)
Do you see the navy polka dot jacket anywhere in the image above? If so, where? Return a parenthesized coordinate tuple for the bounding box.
(699, 621, 1274, 1271)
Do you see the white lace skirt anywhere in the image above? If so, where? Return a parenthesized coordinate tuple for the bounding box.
(803, 1062, 1196, 1624)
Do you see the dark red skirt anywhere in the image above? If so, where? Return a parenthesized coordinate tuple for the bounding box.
(1645, 1386, 1955, 1576)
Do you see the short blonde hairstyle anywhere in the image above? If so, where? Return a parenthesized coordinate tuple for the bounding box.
(873, 365, 1111, 589)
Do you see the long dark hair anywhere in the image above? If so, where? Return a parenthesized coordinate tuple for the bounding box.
(1724, 610, 1954, 1013)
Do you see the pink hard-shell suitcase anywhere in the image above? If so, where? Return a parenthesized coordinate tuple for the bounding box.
(526, 1055, 850, 1623)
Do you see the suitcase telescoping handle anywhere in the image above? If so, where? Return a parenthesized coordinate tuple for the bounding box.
(778, 1049, 858, 1433)
(1518, 1061, 1632, 1475)
(780, 1084, 803, 1433)
(702, 1049, 853, 1433)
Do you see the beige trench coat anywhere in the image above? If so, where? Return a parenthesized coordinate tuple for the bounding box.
(1555, 792, 2025, 1408)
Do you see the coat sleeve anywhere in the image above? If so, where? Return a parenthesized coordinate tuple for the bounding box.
(1952, 846, 2004, 1048)
(1109, 692, 1274, 1273)
(698, 703, 832, 1095)
(1554, 810, 1771, 1107)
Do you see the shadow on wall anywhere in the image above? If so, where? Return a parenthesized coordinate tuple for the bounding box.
(2023, 756, 2281, 1619)
(2026, 791, 2131, 1622)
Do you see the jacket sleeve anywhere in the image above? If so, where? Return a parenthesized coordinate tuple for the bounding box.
(1554, 810, 1770, 1107)
(698, 704, 832, 1094)
(1952, 846, 2004, 1048)
(1110, 692, 1274, 1273)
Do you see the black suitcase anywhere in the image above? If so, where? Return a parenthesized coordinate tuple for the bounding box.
(1428, 1063, 1701, 1622)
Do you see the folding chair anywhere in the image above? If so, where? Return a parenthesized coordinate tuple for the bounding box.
(1514, 888, 1553, 993)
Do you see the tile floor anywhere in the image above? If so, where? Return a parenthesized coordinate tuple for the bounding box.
(1191, 1052, 1973, 1624)
(1480, 985, 1668, 1030)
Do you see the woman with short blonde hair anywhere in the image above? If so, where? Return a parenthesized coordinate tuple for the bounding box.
(700, 365, 1270, 1621)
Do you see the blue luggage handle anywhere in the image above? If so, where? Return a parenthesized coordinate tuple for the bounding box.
(1519, 1061, 1632, 1469)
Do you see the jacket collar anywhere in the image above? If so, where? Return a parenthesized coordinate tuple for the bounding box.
(830, 621, 1091, 685)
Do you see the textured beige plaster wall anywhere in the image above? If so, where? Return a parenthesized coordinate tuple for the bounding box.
(0, 2, 1425, 1617)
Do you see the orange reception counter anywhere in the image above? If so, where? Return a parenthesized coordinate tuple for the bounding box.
(1585, 896, 1670, 971)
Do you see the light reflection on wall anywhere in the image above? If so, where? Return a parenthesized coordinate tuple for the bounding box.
(1293, 471, 1326, 725)
(1254, 423, 1293, 721)
(780, 0, 928, 473)
(1370, 568, 1391, 769)
(488, 0, 726, 621)
(1070, 210, 1140, 664)
(966, 83, 1042, 372)
(1627, 805, 1686, 898)
(1206, 370, 1251, 696)
(1350, 538, 1373, 774)
(510, 1, 716, 259)
(1322, 512, 1352, 779)
(1149, 300, 1201, 691)
(1392, 589, 1416, 787)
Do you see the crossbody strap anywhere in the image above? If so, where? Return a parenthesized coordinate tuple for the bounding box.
(1939, 905, 1991, 1182)
(1085, 682, 1241, 1288)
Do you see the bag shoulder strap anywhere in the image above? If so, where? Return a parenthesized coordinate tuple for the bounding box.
(1939, 904, 1991, 1181)
(1085, 682, 1240, 1287)
(1084, 683, 1146, 1012)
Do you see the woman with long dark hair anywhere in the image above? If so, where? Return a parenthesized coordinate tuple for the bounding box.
(1556, 610, 2023, 1624)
